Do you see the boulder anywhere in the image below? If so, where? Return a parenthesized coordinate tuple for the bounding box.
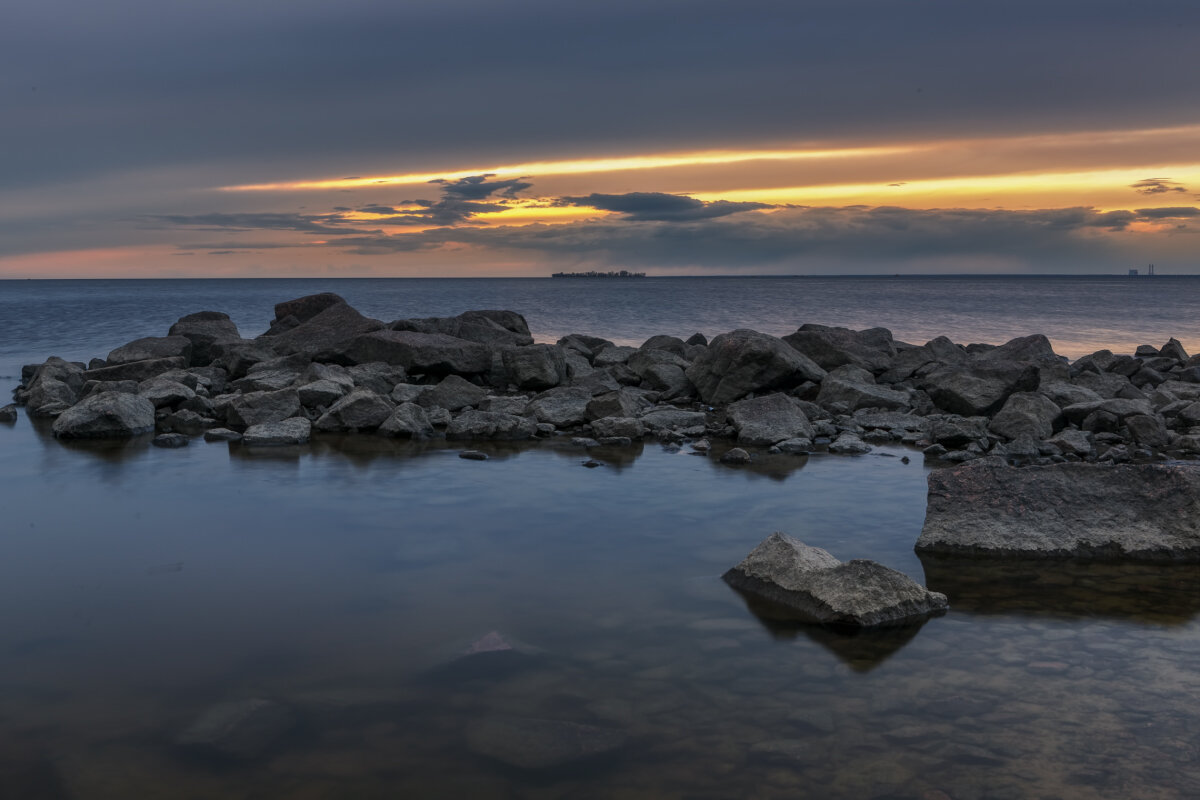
(261, 298, 384, 357)
(526, 387, 593, 427)
(107, 335, 193, 366)
(686, 329, 826, 405)
(590, 416, 645, 439)
(592, 345, 638, 367)
(153, 433, 189, 448)
(501, 345, 567, 390)
(314, 388, 393, 432)
(586, 388, 653, 420)
(816, 376, 911, 413)
(419, 374, 489, 411)
(52, 392, 155, 438)
(225, 389, 301, 429)
(204, 427, 242, 442)
(378, 403, 435, 438)
(920, 362, 1037, 417)
(640, 334, 688, 356)
(477, 395, 529, 415)
(138, 378, 196, 409)
(446, 410, 537, 440)
(392, 310, 533, 348)
(168, 311, 241, 365)
(347, 362, 409, 394)
(782, 325, 896, 373)
(556, 334, 614, 361)
(723, 533, 948, 627)
(640, 407, 707, 434)
(209, 340, 278, 379)
(829, 432, 872, 454)
(242, 418, 312, 446)
(297, 379, 349, 409)
(342, 330, 491, 376)
(987, 392, 1063, 440)
(0, 404, 16, 423)
(727, 393, 814, 446)
(917, 459, 1200, 560)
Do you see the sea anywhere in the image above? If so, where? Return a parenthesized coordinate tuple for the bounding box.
(1, 276, 1199, 798)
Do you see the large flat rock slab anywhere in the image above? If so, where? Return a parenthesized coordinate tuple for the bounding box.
(917, 458, 1200, 561)
(723, 533, 947, 628)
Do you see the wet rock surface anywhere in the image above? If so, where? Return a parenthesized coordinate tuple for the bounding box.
(917, 458, 1200, 561)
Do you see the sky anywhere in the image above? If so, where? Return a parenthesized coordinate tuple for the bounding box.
(3, 0, 1199, 278)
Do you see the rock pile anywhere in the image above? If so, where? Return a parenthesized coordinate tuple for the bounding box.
(11, 294, 1200, 462)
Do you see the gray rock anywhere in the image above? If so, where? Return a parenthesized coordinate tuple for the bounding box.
(988, 391, 1063, 440)
(639, 362, 692, 398)
(592, 345, 639, 367)
(297, 379, 349, 409)
(107, 335, 193, 366)
(640, 407, 707, 434)
(686, 329, 826, 405)
(347, 362, 409, 394)
(231, 361, 304, 393)
(1061, 397, 1154, 426)
(477, 395, 529, 415)
(459, 450, 488, 460)
(853, 411, 928, 432)
(138, 378, 196, 409)
(502, 344, 567, 390)
(314, 388, 393, 431)
(1047, 428, 1093, 457)
(727, 393, 814, 445)
(774, 437, 813, 453)
(165, 408, 215, 431)
(52, 392, 155, 438)
(153, 433, 189, 448)
(426, 406, 452, 427)
(83, 356, 189, 384)
(226, 389, 301, 429)
(204, 427, 242, 442)
(685, 332, 708, 347)
(920, 363, 1036, 416)
(586, 388, 653, 420)
(389, 383, 426, 405)
(526, 386, 593, 427)
(723, 532, 947, 627)
(342, 330, 491, 376)
(260, 296, 384, 357)
(176, 697, 295, 759)
(81, 379, 139, 398)
(1072, 370, 1136, 399)
(816, 376, 911, 413)
(0, 404, 16, 423)
(392, 310, 533, 348)
(829, 432, 872, 454)
(378, 403, 435, 438)
(1039, 381, 1102, 407)
(1160, 337, 1190, 363)
(168, 311, 241, 366)
(419, 374, 488, 411)
(446, 410, 537, 440)
(720, 447, 752, 464)
(590, 416, 645, 439)
(782, 325, 896, 372)
(917, 459, 1200, 560)
(556, 333, 614, 360)
(465, 716, 626, 770)
(242, 417, 312, 446)
(640, 334, 688, 356)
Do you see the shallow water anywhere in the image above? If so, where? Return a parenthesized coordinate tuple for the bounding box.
(4, 277, 1200, 797)
(2, 414, 1200, 798)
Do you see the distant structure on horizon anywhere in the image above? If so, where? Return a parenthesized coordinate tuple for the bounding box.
(1128, 264, 1156, 277)
(551, 270, 646, 278)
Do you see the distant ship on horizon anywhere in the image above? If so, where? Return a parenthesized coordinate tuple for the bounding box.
(551, 270, 646, 278)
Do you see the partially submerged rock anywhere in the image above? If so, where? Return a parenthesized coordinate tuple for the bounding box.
(465, 715, 626, 770)
(52, 392, 155, 438)
(242, 417, 312, 446)
(917, 458, 1200, 561)
(723, 533, 948, 627)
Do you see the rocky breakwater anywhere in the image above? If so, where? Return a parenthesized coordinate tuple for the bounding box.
(10, 293, 1200, 464)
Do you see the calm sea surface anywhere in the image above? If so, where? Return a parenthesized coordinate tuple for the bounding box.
(1, 277, 1200, 798)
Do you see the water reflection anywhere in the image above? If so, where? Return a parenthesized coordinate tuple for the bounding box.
(920, 554, 1200, 625)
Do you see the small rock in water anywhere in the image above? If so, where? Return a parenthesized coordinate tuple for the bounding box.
(571, 437, 600, 448)
(720, 447, 751, 464)
(459, 450, 488, 460)
(691, 438, 711, 453)
(176, 697, 295, 759)
(596, 436, 632, 447)
(901, 455, 910, 464)
(0, 404, 18, 423)
(152, 433, 189, 448)
(204, 427, 242, 442)
(582, 459, 604, 468)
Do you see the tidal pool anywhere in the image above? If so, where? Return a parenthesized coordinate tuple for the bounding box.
(1, 416, 1198, 799)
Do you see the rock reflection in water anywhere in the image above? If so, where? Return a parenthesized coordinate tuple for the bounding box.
(725, 583, 934, 671)
(920, 554, 1200, 625)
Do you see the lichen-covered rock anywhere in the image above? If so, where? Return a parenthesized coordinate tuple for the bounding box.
(52, 392, 155, 438)
(723, 532, 947, 627)
(917, 458, 1200, 561)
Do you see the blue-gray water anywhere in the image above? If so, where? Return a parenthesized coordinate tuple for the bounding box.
(2, 277, 1200, 798)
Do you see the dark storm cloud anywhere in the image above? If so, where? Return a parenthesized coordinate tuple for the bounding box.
(1134, 207, 1200, 219)
(329, 205, 1145, 267)
(357, 204, 399, 215)
(561, 192, 773, 221)
(1131, 179, 1189, 195)
(6, 0, 1200, 189)
(430, 175, 533, 200)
